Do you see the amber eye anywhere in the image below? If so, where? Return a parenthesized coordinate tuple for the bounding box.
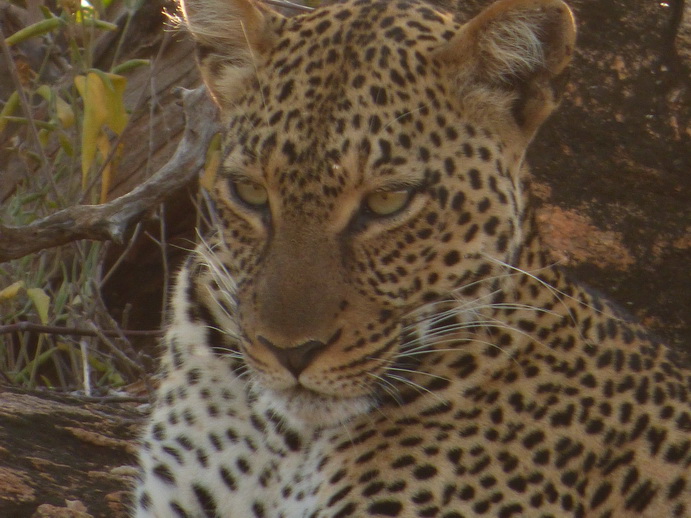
(233, 180, 268, 207)
(365, 189, 412, 216)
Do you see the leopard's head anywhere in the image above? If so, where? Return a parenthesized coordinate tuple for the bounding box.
(180, 0, 575, 426)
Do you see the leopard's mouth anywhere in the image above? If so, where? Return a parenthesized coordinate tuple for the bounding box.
(253, 384, 374, 429)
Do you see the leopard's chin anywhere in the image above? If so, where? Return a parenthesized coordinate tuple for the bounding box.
(253, 385, 373, 430)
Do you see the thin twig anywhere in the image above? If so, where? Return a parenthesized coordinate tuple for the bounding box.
(66, 393, 149, 404)
(0, 322, 162, 338)
(0, 24, 62, 203)
(158, 204, 170, 321)
(0, 86, 220, 262)
(87, 321, 145, 377)
(80, 340, 92, 397)
(100, 222, 142, 287)
(89, 277, 150, 379)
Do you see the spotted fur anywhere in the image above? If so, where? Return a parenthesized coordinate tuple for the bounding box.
(134, 0, 691, 516)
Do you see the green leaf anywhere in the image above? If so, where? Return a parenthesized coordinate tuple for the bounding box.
(80, 18, 118, 32)
(0, 91, 20, 133)
(111, 59, 150, 75)
(5, 17, 64, 46)
(27, 288, 51, 324)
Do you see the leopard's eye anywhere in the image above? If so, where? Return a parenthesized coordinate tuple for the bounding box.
(232, 180, 268, 207)
(365, 189, 412, 217)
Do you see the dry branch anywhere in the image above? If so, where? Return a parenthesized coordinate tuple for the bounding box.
(0, 86, 219, 264)
(0, 321, 162, 338)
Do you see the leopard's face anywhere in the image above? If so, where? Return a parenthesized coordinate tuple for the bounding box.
(183, 0, 575, 426)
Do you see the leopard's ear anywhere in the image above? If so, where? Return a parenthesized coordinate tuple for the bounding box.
(436, 0, 576, 139)
(178, 0, 284, 108)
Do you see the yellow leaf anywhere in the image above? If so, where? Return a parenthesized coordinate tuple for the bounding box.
(74, 71, 128, 192)
(27, 288, 51, 324)
(36, 85, 75, 129)
(0, 281, 24, 300)
(55, 95, 75, 128)
(38, 128, 50, 146)
(0, 91, 20, 134)
(201, 133, 222, 191)
(58, 131, 74, 156)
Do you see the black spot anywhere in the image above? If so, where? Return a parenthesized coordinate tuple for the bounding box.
(153, 463, 176, 485)
(380, 16, 395, 28)
(334, 503, 357, 518)
(468, 168, 483, 189)
(391, 455, 415, 469)
(328, 485, 354, 507)
(276, 79, 295, 102)
(444, 158, 456, 176)
(444, 250, 460, 266)
(590, 482, 613, 509)
(283, 429, 302, 451)
(625, 480, 657, 513)
(282, 141, 298, 163)
(368, 500, 403, 516)
(252, 502, 266, 518)
(219, 467, 237, 490)
(315, 20, 332, 34)
(352, 74, 366, 88)
(237, 457, 251, 473)
(478, 147, 491, 161)
(390, 69, 406, 86)
(668, 477, 686, 499)
(464, 224, 478, 242)
(138, 491, 152, 510)
(451, 192, 466, 211)
(192, 484, 218, 518)
(370, 85, 388, 105)
(170, 501, 192, 518)
(498, 503, 524, 517)
(413, 464, 438, 480)
(152, 422, 166, 441)
(483, 216, 499, 235)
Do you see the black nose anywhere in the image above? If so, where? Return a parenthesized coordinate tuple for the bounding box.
(258, 337, 327, 378)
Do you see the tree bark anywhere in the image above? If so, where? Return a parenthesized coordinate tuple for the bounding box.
(0, 387, 144, 518)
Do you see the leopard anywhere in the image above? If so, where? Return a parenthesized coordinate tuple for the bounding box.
(133, 0, 691, 516)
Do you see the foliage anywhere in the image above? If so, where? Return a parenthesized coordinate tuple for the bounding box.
(0, 0, 151, 392)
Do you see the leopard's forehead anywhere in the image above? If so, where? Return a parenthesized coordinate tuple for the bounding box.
(221, 0, 467, 210)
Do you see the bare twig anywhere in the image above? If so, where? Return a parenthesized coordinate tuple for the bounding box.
(0, 321, 162, 338)
(89, 277, 150, 380)
(0, 23, 62, 203)
(0, 86, 220, 263)
(87, 321, 145, 377)
(65, 393, 149, 404)
(100, 222, 142, 287)
(158, 204, 170, 321)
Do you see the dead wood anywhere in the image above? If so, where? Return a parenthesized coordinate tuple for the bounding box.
(0, 386, 145, 517)
(0, 87, 219, 264)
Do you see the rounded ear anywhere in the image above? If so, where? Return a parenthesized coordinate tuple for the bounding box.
(178, 0, 284, 108)
(436, 0, 576, 139)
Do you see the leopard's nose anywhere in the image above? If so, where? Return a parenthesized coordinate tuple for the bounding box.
(258, 336, 328, 378)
